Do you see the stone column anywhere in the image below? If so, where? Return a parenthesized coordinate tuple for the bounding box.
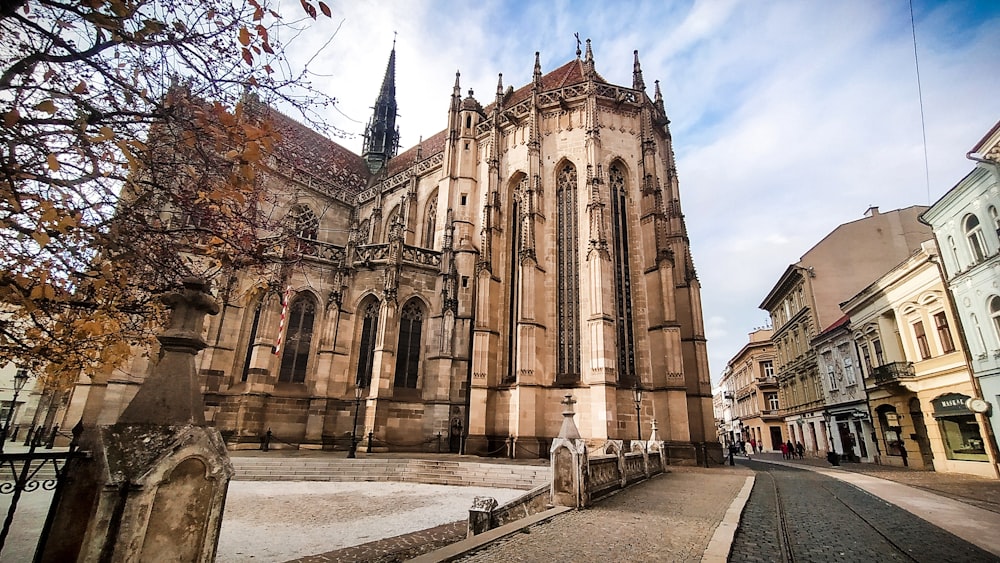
(39, 278, 234, 563)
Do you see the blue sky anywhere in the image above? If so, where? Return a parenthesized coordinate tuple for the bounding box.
(286, 0, 1000, 382)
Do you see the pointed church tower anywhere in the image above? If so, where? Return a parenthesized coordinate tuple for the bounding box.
(362, 43, 400, 173)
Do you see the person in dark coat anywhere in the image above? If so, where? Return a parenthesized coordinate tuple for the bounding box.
(786, 439, 795, 460)
(795, 441, 804, 459)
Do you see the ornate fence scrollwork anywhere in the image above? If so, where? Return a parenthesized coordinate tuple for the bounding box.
(0, 422, 87, 559)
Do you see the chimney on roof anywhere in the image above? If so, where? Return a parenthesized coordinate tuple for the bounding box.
(864, 205, 879, 217)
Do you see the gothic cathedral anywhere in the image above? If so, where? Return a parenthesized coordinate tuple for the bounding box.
(76, 41, 716, 462)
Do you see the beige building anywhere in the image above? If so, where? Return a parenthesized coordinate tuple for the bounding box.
(760, 206, 933, 457)
(69, 43, 716, 461)
(842, 240, 995, 477)
(719, 329, 782, 451)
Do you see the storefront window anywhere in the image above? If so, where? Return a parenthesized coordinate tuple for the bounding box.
(932, 392, 988, 462)
(938, 415, 988, 461)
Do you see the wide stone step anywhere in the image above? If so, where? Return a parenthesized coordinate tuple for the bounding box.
(229, 457, 550, 489)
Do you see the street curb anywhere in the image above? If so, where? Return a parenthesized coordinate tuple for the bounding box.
(702, 475, 755, 563)
(406, 506, 573, 562)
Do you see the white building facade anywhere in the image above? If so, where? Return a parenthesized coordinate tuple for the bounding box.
(920, 120, 1000, 478)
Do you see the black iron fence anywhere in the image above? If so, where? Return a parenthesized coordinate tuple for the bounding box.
(0, 422, 86, 561)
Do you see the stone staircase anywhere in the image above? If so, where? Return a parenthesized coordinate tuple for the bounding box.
(230, 457, 551, 490)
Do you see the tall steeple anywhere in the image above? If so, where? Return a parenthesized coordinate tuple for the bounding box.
(362, 41, 400, 174)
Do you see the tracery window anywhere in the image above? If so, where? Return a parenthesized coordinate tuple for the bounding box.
(504, 180, 524, 385)
(290, 204, 319, 255)
(609, 163, 636, 386)
(394, 300, 424, 388)
(356, 299, 380, 387)
(556, 162, 580, 384)
(423, 192, 438, 248)
(278, 296, 316, 383)
(356, 219, 371, 245)
(965, 214, 987, 263)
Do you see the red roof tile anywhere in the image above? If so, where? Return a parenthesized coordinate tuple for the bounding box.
(264, 107, 371, 195)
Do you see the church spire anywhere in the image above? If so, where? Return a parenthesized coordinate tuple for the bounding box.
(362, 41, 400, 174)
(632, 50, 645, 91)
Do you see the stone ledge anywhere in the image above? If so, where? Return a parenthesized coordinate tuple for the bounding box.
(407, 506, 573, 563)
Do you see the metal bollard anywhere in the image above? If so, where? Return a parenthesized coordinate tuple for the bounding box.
(366, 431, 373, 453)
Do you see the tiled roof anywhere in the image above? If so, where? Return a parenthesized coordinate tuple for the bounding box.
(387, 130, 448, 177)
(265, 108, 371, 195)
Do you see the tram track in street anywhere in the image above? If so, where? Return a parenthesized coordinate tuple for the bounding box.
(730, 461, 995, 563)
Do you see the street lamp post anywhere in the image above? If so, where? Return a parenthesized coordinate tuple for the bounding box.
(347, 383, 364, 459)
(1, 369, 30, 453)
(632, 383, 643, 449)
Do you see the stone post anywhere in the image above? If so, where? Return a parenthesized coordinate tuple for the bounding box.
(467, 496, 498, 537)
(549, 395, 589, 508)
(38, 278, 234, 563)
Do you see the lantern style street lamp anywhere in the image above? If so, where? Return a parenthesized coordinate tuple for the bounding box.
(632, 382, 643, 448)
(347, 383, 365, 459)
(0, 369, 30, 453)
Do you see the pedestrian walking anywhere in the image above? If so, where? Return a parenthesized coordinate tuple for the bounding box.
(780, 441, 788, 459)
(749, 437, 757, 454)
(728, 442, 736, 466)
(785, 440, 795, 459)
(795, 441, 804, 459)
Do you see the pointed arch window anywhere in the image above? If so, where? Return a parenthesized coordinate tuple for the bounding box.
(385, 205, 401, 243)
(279, 296, 316, 383)
(505, 178, 526, 384)
(394, 300, 424, 388)
(423, 193, 438, 248)
(357, 219, 371, 245)
(556, 162, 580, 384)
(240, 299, 264, 382)
(290, 205, 319, 255)
(609, 163, 636, 386)
(356, 299, 380, 387)
(965, 213, 987, 263)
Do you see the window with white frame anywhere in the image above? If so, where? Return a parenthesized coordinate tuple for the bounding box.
(913, 320, 931, 360)
(990, 295, 1000, 348)
(766, 392, 780, 411)
(872, 338, 885, 366)
(761, 360, 774, 378)
(989, 205, 1000, 240)
(965, 214, 987, 263)
(826, 362, 838, 391)
(947, 236, 961, 273)
(971, 313, 988, 355)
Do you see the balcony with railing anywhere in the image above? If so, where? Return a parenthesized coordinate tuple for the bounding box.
(870, 361, 915, 386)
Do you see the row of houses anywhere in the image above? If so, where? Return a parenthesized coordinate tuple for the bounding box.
(715, 120, 1000, 479)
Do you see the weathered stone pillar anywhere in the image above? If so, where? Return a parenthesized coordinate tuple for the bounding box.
(39, 278, 234, 563)
(467, 496, 498, 537)
(549, 395, 589, 508)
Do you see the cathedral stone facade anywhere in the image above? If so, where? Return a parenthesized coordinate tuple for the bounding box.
(75, 41, 716, 461)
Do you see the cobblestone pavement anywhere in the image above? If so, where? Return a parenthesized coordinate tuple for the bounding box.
(749, 453, 1000, 514)
(452, 466, 751, 562)
(729, 460, 997, 563)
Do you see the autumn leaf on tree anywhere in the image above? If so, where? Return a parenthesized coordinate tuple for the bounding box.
(0, 0, 335, 388)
